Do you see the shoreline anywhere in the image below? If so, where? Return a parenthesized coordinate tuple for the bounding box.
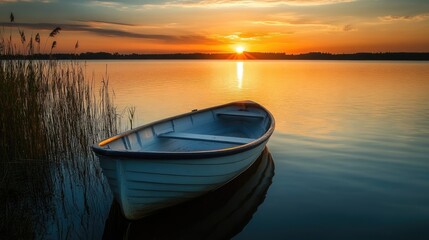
(2, 52, 429, 61)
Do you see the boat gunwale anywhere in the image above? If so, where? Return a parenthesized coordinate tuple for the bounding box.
(92, 100, 275, 160)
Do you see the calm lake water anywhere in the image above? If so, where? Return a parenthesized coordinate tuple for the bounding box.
(85, 60, 429, 239)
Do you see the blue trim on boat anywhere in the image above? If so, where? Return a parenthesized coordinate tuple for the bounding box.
(92, 101, 275, 160)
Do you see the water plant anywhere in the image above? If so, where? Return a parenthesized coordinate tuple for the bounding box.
(0, 13, 120, 239)
(127, 106, 136, 129)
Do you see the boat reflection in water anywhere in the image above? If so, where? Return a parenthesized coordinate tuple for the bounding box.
(103, 148, 275, 239)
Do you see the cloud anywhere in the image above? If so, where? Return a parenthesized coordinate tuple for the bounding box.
(77, 20, 179, 30)
(251, 18, 331, 28)
(0, 22, 221, 44)
(77, 20, 136, 27)
(211, 31, 289, 44)
(251, 20, 286, 26)
(92, 1, 125, 8)
(282, 0, 354, 5)
(223, 32, 267, 41)
(343, 24, 356, 31)
(166, 0, 355, 7)
(249, 12, 358, 33)
(93, 0, 355, 9)
(0, 0, 52, 3)
(379, 13, 429, 22)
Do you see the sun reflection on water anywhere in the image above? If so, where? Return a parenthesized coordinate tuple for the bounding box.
(236, 61, 243, 89)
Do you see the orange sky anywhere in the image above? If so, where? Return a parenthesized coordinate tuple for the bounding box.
(1, 0, 429, 53)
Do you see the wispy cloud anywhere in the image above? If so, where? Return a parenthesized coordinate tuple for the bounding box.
(0, 21, 221, 44)
(77, 20, 135, 27)
(77, 20, 179, 30)
(92, 1, 126, 8)
(210, 31, 290, 44)
(0, 0, 52, 3)
(379, 13, 429, 22)
(93, 0, 355, 9)
(251, 20, 286, 26)
(164, 0, 355, 7)
(342, 24, 356, 31)
(250, 14, 357, 32)
(222, 32, 270, 41)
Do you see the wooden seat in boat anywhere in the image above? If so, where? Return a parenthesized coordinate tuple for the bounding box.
(159, 132, 254, 144)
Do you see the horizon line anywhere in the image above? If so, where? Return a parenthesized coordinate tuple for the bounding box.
(2, 52, 429, 61)
(60, 51, 429, 55)
(5, 51, 429, 55)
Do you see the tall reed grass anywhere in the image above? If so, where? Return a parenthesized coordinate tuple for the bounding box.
(1, 14, 120, 238)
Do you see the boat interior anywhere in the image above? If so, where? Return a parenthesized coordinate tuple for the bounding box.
(101, 104, 272, 152)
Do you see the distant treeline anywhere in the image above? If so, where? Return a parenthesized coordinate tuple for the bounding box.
(2, 52, 429, 60)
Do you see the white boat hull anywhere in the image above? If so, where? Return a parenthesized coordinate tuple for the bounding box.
(103, 148, 275, 238)
(99, 140, 267, 220)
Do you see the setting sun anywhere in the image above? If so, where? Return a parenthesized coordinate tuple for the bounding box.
(235, 46, 245, 54)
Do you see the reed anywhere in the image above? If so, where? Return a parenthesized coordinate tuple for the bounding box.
(0, 14, 120, 238)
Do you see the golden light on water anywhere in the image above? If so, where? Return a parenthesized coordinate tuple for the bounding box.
(236, 62, 243, 89)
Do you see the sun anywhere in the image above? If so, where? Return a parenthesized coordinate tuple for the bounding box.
(235, 46, 245, 54)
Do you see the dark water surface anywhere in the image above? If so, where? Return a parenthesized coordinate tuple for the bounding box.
(80, 60, 429, 239)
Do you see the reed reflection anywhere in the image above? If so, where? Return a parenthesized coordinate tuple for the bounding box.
(236, 61, 243, 89)
(103, 148, 275, 240)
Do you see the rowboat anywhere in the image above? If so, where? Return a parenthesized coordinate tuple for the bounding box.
(104, 148, 275, 239)
(92, 100, 275, 220)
